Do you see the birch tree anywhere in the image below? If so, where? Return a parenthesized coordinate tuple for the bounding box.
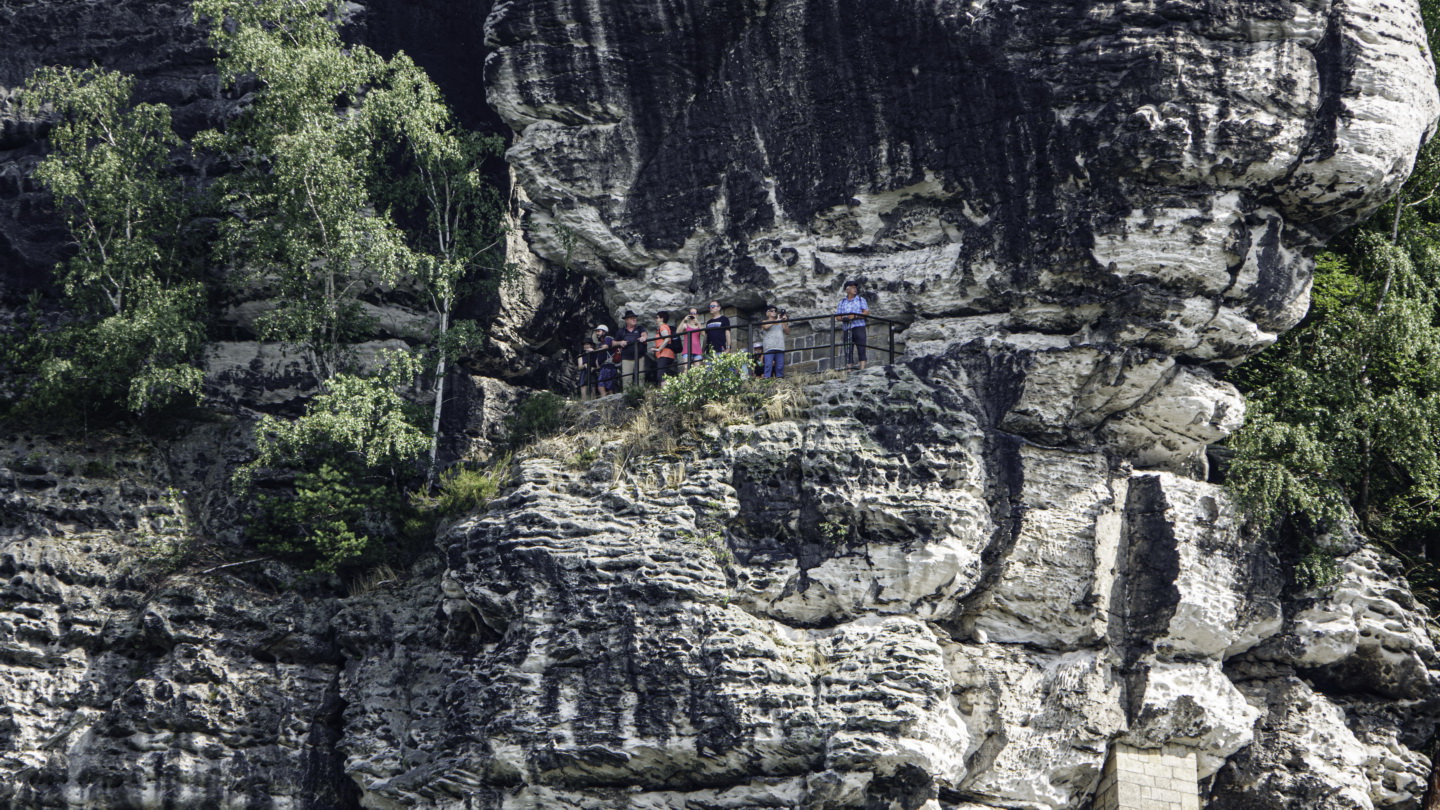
(364, 54, 507, 481)
(19, 66, 205, 414)
(195, 0, 412, 381)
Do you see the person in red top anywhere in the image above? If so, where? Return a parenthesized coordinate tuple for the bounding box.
(652, 311, 677, 384)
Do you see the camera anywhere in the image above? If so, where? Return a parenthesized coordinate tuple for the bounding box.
(777, 308, 787, 318)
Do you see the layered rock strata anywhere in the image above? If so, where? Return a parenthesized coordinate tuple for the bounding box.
(468, 0, 1440, 807)
(490, 0, 1438, 362)
(0, 0, 1436, 808)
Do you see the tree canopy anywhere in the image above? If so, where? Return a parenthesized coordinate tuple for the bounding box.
(17, 66, 207, 415)
(18, 0, 509, 571)
(1225, 0, 1440, 596)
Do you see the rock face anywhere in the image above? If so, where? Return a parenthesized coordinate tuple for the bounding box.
(0, 0, 1437, 809)
(489, 0, 1437, 362)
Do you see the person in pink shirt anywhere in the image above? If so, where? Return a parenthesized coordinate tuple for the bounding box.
(678, 307, 705, 371)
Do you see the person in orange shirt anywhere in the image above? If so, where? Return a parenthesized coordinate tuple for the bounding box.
(652, 310, 677, 384)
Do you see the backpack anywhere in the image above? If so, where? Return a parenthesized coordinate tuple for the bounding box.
(668, 330, 683, 354)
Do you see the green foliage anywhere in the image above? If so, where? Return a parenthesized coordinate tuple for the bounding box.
(818, 518, 850, 546)
(436, 320, 483, 364)
(359, 50, 510, 479)
(549, 222, 579, 269)
(13, 0, 508, 574)
(237, 351, 428, 571)
(570, 445, 599, 469)
(509, 392, 567, 446)
(251, 462, 401, 573)
(81, 459, 116, 479)
(679, 528, 732, 567)
(195, 0, 412, 379)
(17, 66, 206, 416)
(239, 351, 428, 485)
(194, 0, 506, 486)
(1226, 1, 1440, 596)
(1294, 546, 1344, 591)
(37, 287, 207, 414)
(1229, 238, 1440, 583)
(194, 0, 506, 383)
(366, 74, 509, 304)
(417, 454, 513, 518)
(622, 382, 648, 409)
(134, 486, 195, 574)
(657, 352, 752, 411)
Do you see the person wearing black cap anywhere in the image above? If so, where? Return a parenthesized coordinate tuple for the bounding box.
(615, 310, 648, 387)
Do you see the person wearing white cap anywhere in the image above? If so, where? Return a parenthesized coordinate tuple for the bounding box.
(579, 325, 611, 399)
(597, 325, 622, 396)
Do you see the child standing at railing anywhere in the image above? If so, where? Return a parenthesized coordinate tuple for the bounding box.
(577, 340, 599, 400)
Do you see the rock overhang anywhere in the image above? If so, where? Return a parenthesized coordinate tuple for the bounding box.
(488, 0, 1439, 370)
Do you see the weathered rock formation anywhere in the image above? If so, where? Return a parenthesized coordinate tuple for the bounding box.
(491, 0, 1437, 355)
(0, 0, 1438, 808)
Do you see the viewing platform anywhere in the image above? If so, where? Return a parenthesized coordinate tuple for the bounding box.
(560, 308, 910, 395)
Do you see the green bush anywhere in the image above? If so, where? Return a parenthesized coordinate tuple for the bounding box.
(237, 352, 429, 572)
(1221, 0, 1440, 602)
(249, 462, 402, 573)
(1294, 546, 1344, 591)
(623, 383, 648, 409)
(16, 66, 207, 419)
(509, 392, 567, 445)
(658, 352, 751, 411)
(426, 454, 512, 518)
(237, 351, 429, 488)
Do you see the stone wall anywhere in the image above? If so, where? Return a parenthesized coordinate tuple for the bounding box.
(1096, 745, 1201, 810)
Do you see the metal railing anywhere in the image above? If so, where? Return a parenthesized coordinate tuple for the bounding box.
(560, 311, 906, 398)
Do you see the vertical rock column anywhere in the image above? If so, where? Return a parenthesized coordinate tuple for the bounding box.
(1094, 744, 1201, 810)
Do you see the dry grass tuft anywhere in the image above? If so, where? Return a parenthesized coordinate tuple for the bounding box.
(758, 377, 810, 422)
(517, 371, 814, 487)
(348, 563, 399, 597)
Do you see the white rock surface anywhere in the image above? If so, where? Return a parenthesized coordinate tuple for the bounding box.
(0, 0, 1436, 807)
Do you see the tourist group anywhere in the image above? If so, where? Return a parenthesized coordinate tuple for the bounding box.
(575, 282, 871, 398)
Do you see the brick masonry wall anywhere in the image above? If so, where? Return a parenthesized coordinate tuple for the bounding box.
(763, 322, 905, 376)
(1095, 744, 1201, 810)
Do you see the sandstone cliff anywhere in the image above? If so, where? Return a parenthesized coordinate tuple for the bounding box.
(0, 1, 1438, 808)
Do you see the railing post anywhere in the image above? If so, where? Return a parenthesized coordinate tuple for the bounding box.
(830, 317, 837, 372)
(888, 322, 895, 367)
